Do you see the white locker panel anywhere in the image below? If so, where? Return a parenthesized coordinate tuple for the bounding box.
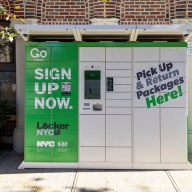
(134, 108, 160, 162)
(160, 93, 187, 108)
(134, 62, 160, 78)
(134, 48, 159, 62)
(113, 78, 132, 85)
(161, 108, 187, 163)
(134, 92, 160, 108)
(79, 47, 105, 61)
(106, 148, 132, 162)
(134, 73, 159, 107)
(106, 62, 132, 70)
(106, 93, 132, 100)
(133, 77, 159, 93)
(113, 84, 132, 92)
(189, 55, 192, 101)
(106, 108, 132, 115)
(160, 48, 186, 62)
(106, 115, 131, 147)
(80, 147, 105, 162)
(134, 79, 159, 96)
(159, 77, 187, 93)
(106, 70, 131, 77)
(80, 115, 105, 146)
(159, 62, 187, 77)
(106, 100, 132, 107)
(106, 48, 132, 62)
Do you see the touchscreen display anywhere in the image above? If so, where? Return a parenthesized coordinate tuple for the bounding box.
(84, 70, 101, 99)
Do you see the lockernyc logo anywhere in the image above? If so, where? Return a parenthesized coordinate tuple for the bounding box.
(36, 122, 69, 136)
(30, 48, 48, 61)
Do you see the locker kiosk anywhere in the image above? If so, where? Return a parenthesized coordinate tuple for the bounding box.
(79, 49, 106, 164)
(21, 42, 190, 170)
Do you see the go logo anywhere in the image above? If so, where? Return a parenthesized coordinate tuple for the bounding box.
(30, 48, 47, 59)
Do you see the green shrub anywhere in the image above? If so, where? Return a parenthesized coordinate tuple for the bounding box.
(0, 99, 11, 128)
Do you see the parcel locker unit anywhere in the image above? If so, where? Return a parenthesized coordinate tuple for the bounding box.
(78, 44, 188, 169)
(20, 42, 189, 170)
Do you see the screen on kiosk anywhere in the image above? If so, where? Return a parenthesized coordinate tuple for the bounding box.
(84, 70, 101, 99)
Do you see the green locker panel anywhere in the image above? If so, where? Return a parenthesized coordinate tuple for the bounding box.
(51, 115, 78, 146)
(25, 114, 52, 147)
(25, 147, 51, 162)
(25, 67, 53, 84)
(52, 47, 78, 61)
(25, 43, 79, 162)
(51, 147, 78, 162)
(25, 61, 52, 69)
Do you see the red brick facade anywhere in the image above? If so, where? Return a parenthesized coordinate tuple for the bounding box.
(1, 0, 192, 24)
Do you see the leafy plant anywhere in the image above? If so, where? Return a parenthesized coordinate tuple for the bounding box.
(0, 99, 12, 128)
(0, 4, 24, 42)
(0, 4, 5, 13)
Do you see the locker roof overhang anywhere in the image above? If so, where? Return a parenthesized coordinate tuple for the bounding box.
(15, 24, 192, 43)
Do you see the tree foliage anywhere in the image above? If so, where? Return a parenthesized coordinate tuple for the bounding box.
(0, 4, 23, 42)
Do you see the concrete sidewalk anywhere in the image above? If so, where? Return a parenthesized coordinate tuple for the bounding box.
(0, 153, 192, 192)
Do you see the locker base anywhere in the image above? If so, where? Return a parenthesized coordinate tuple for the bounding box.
(18, 161, 192, 170)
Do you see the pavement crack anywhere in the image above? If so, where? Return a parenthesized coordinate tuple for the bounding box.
(166, 171, 181, 192)
(71, 169, 78, 192)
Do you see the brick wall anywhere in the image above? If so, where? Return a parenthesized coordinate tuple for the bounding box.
(0, 0, 13, 19)
(0, 0, 24, 20)
(175, 0, 187, 18)
(1, 0, 192, 24)
(121, 0, 170, 24)
(189, 0, 192, 18)
(92, 0, 119, 18)
(37, 0, 89, 24)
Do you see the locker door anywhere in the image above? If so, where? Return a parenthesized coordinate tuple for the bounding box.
(134, 108, 160, 162)
(106, 47, 132, 163)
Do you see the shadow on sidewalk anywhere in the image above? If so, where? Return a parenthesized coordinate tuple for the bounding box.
(0, 150, 76, 175)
